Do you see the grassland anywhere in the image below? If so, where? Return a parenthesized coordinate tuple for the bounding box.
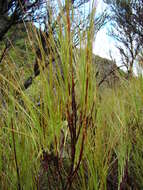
(0, 10, 143, 190)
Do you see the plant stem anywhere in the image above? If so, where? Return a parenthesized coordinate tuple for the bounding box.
(11, 119, 21, 190)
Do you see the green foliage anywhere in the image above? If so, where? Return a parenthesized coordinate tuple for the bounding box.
(0, 24, 35, 85)
(0, 6, 143, 190)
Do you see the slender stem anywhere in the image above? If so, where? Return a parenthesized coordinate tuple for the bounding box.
(11, 119, 21, 190)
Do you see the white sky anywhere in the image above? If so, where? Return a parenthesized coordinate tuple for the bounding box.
(93, 0, 121, 64)
(93, 0, 139, 74)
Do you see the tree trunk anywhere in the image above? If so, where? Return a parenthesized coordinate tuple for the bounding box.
(0, 16, 11, 41)
(0, 0, 11, 41)
(128, 64, 133, 78)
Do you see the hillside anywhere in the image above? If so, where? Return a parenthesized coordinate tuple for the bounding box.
(0, 24, 120, 91)
(0, 22, 143, 190)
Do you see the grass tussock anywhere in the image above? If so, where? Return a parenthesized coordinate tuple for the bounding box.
(0, 4, 143, 190)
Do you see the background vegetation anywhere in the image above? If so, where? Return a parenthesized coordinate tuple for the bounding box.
(0, 0, 143, 190)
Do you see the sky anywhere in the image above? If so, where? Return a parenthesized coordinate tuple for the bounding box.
(93, 0, 139, 74)
(93, 0, 121, 64)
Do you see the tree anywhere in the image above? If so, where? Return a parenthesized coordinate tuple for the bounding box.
(104, 0, 143, 77)
(0, 0, 107, 89)
(0, 0, 45, 41)
(0, 0, 97, 42)
(22, 0, 107, 89)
